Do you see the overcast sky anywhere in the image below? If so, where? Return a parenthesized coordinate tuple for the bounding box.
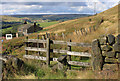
(0, 0, 119, 15)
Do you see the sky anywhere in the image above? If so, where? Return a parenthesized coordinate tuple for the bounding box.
(0, 0, 119, 15)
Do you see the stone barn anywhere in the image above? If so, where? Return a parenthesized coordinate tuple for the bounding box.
(18, 22, 43, 36)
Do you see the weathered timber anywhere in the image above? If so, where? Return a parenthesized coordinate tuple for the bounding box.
(46, 38, 50, 66)
(67, 42, 91, 47)
(89, 27, 91, 32)
(53, 40, 91, 47)
(80, 28, 83, 35)
(68, 39, 71, 70)
(23, 55, 46, 61)
(52, 40, 66, 45)
(37, 35, 40, 55)
(23, 55, 58, 61)
(67, 51, 91, 57)
(42, 35, 46, 48)
(25, 47, 91, 57)
(26, 39, 91, 47)
(68, 61, 90, 67)
(25, 36, 28, 55)
(52, 49, 67, 54)
(46, 32, 48, 38)
(25, 47, 47, 52)
(23, 55, 90, 67)
(27, 39, 47, 43)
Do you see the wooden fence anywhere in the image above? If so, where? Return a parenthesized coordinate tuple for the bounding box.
(24, 36, 92, 68)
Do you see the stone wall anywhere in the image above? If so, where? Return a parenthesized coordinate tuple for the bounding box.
(92, 34, 120, 71)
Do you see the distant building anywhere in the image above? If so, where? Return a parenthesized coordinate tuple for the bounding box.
(18, 22, 43, 36)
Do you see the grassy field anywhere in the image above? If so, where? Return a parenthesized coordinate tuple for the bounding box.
(38, 21, 59, 28)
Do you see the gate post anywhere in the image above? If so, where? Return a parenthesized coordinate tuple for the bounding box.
(25, 36, 28, 55)
(37, 35, 40, 55)
(67, 39, 71, 70)
(46, 38, 50, 67)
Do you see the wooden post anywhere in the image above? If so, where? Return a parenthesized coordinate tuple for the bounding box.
(68, 39, 71, 70)
(16, 33, 18, 38)
(75, 30, 77, 35)
(93, 26, 96, 31)
(78, 30, 80, 35)
(85, 28, 88, 35)
(80, 28, 83, 35)
(37, 35, 40, 55)
(89, 27, 91, 33)
(83, 28, 85, 35)
(46, 32, 48, 38)
(62, 32, 65, 39)
(25, 36, 28, 55)
(46, 38, 50, 67)
(42, 35, 46, 48)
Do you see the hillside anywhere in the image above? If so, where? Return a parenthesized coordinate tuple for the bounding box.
(38, 4, 118, 43)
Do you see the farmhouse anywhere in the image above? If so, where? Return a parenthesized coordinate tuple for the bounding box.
(18, 22, 43, 36)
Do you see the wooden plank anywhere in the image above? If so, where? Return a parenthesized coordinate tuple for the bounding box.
(53, 49, 67, 54)
(52, 40, 91, 47)
(23, 55, 46, 61)
(25, 47, 47, 52)
(68, 61, 90, 67)
(67, 51, 91, 57)
(25, 47, 91, 57)
(27, 39, 47, 43)
(26, 39, 91, 47)
(23, 55, 58, 62)
(67, 42, 91, 47)
(23, 55, 91, 67)
(52, 40, 67, 45)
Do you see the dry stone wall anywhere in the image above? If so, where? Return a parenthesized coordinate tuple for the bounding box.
(92, 34, 120, 71)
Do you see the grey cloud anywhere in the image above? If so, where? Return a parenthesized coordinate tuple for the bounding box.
(1, 2, 87, 6)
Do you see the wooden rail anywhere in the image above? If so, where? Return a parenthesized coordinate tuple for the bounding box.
(24, 35, 91, 68)
(26, 39, 91, 47)
(25, 47, 91, 57)
(23, 55, 90, 67)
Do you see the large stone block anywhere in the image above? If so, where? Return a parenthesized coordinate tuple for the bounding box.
(57, 55, 67, 62)
(113, 43, 120, 52)
(105, 57, 118, 63)
(92, 39, 103, 71)
(107, 34, 115, 45)
(57, 55, 68, 70)
(101, 45, 112, 52)
(103, 51, 115, 58)
(102, 51, 106, 56)
(118, 58, 120, 63)
(103, 64, 118, 71)
(116, 34, 120, 44)
(99, 37, 107, 45)
(116, 52, 120, 58)
(92, 39, 100, 47)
